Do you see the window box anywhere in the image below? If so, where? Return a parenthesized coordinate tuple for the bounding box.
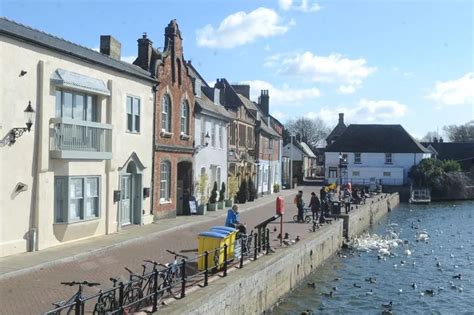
(180, 133, 191, 141)
(160, 130, 173, 138)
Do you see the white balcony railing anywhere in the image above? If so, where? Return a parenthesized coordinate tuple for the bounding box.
(50, 118, 112, 160)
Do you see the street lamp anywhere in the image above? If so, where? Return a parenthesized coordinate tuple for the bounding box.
(289, 134, 294, 189)
(193, 132, 210, 154)
(338, 152, 348, 199)
(9, 101, 35, 144)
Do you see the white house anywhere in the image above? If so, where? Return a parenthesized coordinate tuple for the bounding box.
(282, 140, 315, 184)
(188, 65, 233, 208)
(324, 124, 431, 186)
(0, 18, 156, 257)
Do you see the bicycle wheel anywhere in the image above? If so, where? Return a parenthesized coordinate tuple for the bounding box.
(305, 215, 312, 223)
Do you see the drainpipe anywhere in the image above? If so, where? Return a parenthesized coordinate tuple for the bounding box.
(150, 83, 157, 217)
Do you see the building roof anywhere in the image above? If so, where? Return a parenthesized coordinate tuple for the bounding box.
(326, 124, 430, 153)
(300, 142, 317, 158)
(195, 93, 234, 121)
(421, 142, 474, 161)
(0, 17, 156, 83)
(236, 94, 280, 138)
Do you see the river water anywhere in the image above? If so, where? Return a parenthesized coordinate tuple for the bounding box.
(271, 201, 474, 315)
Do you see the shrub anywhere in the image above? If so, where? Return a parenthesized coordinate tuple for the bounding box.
(409, 158, 462, 187)
(209, 181, 218, 204)
(248, 178, 257, 201)
(228, 176, 239, 202)
(237, 178, 249, 203)
(273, 183, 280, 193)
(219, 182, 226, 202)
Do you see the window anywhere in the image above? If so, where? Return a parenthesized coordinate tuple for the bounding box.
(385, 153, 392, 164)
(354, 153, 361, 164)
(161, 94, 171, 132)
(211, 122, 216, 147)
(269, 138, 273, 149)
(238, 124, 246, 146)
(219, 125, 223, 148)
(200, 118, 206, 145)
(247, 126, 253, 146)
(352, 171, 360, 176)
(329, 167, 337, 178)
(229, 123, 236, 145)
(383, 171, 391, 177)
(55, 89, 97, 121)
(160, 161, 171, 201)
(217, 168, 221, 187)
(180, 101, 189, 135)
(54, 176, 100, 223)
(126, 96, 140, 132)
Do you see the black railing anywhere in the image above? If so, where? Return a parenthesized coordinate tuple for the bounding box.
(45, 229, 273, 315)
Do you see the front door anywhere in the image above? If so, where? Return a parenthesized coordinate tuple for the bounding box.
(121, 175, 132, 226)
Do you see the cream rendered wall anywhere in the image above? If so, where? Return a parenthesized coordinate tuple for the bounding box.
(0, 35, 154, 257)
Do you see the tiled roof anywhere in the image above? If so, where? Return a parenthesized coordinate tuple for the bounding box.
(195, 93, 234, 121)
(0, 17, 155, 82)
(326, 124, 430, 153)
(421, 142, 474, 161)
(300, 142, 317, 158)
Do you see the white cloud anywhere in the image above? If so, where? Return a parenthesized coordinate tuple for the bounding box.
(428, 73, 474, 106)
(196, 7, 291, 49)
(266, 52, 376, 93)
(279, 0, 322, 12)
(312, 99, 408, 126)
(272, 111, 287, 120)
(92, 47, 100, 52)
(241, 80, 321, 107)
(121, 56, 136, 64)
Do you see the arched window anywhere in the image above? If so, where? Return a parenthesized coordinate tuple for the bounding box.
(161, 94, 171, 132)
(176, 58, 182, 86)
(180, 100, 189, 135)
(160, 161, 171, 201)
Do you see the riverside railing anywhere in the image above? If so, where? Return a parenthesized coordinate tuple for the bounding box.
(44, 228, 274, 315)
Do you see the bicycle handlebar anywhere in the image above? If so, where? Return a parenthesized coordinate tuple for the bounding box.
(60, 281, 100, 287)
(124, 267, 146, 280)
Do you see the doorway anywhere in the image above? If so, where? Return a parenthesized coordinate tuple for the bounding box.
(120, 158, 143, 227)
(177, 161, 192, 215)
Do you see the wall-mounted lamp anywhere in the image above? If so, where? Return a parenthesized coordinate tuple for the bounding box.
(9, 101, 35, 144)
(193, 131, 210, 154)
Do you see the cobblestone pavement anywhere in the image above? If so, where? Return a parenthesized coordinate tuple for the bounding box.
(0, 186, 324, 314)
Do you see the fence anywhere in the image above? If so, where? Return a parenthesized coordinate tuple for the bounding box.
(44, 228, 272, 315)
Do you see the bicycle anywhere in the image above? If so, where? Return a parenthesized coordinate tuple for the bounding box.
(51, 281, 100, 315)
(93, 278, 119, 315)
(293, 207, 313, 223)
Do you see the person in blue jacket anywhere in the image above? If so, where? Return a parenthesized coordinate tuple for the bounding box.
(225, 205, 240, 228)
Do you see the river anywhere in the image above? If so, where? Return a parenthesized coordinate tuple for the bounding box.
(270, 201, 474, 315)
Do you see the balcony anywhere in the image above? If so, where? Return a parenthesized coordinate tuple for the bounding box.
(50, 118, 112, 160)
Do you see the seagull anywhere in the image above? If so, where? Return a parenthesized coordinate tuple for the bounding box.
(398, 289, 403, 294)
(353, 283, 362, 288)
(382, 301, 393, 308)
(411, 282, 417, 289)
(452, 274, 462, 280)
(366, 289, 374, 295)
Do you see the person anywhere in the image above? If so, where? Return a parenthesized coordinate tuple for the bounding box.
(225, 205, 241, 229)
(343, 187, 351, 214)
(295, 190, 305, 223)
(308, 192, 320, 221)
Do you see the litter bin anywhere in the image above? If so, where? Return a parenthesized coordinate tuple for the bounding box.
(210, 226, 237, 257)
(197, 231, 227, 271)
(332, 201, 341, 215)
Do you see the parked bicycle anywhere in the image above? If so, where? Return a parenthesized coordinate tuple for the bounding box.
(51, 281, 100, 315)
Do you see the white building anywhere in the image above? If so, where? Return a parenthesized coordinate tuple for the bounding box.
(188, 65, 233, 207)
(324, 124, 431, 186)
(0, 18, 156, 257)
(282, 140, 315, 184)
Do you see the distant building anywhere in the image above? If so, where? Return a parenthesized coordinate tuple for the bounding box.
(421, 140, 474, 171)
(326, 113, 347, 146)
(282, 140, 316, 184)
(325, 124, 431, 186)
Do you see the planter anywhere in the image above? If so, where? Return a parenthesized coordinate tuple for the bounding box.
(217, 201, 225, 210)
(224, 199, 233, 207)
(197, 204, 207, 215)
(208, 203, 217, 211)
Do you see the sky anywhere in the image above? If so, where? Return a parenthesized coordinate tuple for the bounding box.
(2, 0, 473, 139)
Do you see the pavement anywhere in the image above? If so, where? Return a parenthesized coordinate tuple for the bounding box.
(0, 185, 326, 315)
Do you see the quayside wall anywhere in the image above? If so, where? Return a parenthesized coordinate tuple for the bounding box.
(161, 193, 399, 315)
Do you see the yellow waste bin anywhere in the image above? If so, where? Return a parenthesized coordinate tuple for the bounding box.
(197, 231, 227, 271)
(210, 226, 237, 257)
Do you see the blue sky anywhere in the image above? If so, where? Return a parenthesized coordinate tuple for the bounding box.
(2, 0, 473, 139)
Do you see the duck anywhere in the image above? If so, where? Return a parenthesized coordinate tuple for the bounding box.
(382, 301, 393, 308)
(307, 282, 316, 288)
(321, 291, 334, 298)
(381, 310, 393, 315)
(424, 289, 435, 295)
(300, 310, 313, 315)
(353, 283, 362, 288)
(411, 282, 417, 289)
(366, 289, 374, 295)
(365, 277, 377, 283)
(452, 273, 462, 280)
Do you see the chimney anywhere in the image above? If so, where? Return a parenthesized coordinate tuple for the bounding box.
(258, 90, 269, 116)
(135, 33, 153, 71)
(213, 88, 220, 105)
(231, 84, 250, 99)
(338, 113, 344, 125)
(433, 136, 438, 143)
(439, 137, 444, 143)
(100, 35, 121, 60)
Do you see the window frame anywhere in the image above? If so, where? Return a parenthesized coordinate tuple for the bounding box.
(385, 153, 393, 164)
(211, 122, 216, 147)
(354, 152, 361, 164)
(55, 88, 98, 122)
(180, 100, 189, 135)
(160, 161, 171, 202)
(218, 125, 223, 149)
(126, 95, 141, 133)
(54, 175, 101, 224)
(161, 94, 172, 133)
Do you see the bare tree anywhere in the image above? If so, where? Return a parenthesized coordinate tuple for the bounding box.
(443, 121, 474, 142)
(421, 131, 439, 142)
(285, 117, 330, 149)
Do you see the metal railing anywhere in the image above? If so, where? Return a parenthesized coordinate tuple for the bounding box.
(50, 118, 112, 154)
(44, 228, 274, 315)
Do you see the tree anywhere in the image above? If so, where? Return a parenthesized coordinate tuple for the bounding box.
(443, 121, 474, 142)
(236, 178, 249, 203)
(209, 181, 218, 204)
(409, 159, 461, 187)
(421, 131, 439, 142)
(248, 178, 257, 201)
(219, 182, 226, 202)
(285, 117, 330, 148)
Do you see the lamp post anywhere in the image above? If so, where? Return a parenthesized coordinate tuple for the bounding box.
(338, 152, 347, 199)
(193, 131, 210, 155)
(9, 101, 35, 144)
(289, 134, 293, 189)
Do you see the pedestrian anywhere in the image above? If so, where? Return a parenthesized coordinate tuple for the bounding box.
(295, 190, 305, 223)
(343, 187, 351, 214)
(225, 205, 241, 229)
(308, 192, 320, 221)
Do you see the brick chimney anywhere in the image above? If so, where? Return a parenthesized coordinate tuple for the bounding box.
(338, 113, 344, 125)
(258, 90, 269, 116)
(100, 35, 121, 60)
(231, 84, 250, 99)
(134, 33, 153, 71)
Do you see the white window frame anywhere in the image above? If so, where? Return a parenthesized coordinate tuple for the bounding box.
(211, 122, 216, 147)
(180, 101, 189, 135)
(354, 152, 361, 164)
(126, 95, 141, 133)
(160, 161, 171, 202)
(161, 94, 171, 132)
(54, 176, 100, 223)
(385, 153, 392, 164)
(218, 125, 223, 149)
(56, 88, 97, 121)
(383, 171, 391, 177)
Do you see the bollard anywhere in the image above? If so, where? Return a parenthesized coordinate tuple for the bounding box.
(152, 268, 159, 312)
(257, 228, 262, 253)
(180, 259, 186, 298)
(254, 234, 258, 260)
(223, 244, 228, 277)
(266, 228, 270, 254)
(204, 251, 209, 286)
(118, 282, 124, 314)
(239, 238, 245, 268)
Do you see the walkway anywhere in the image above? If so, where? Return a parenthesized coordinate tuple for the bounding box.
(0, 187, 320, 314)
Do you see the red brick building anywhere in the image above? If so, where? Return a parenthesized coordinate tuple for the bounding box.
(134, 20, 195, 218)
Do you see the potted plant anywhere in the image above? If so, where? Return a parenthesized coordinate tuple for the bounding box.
(248, 178, 257, 201)
(197, 173, 208, 215)
(218, 182, 225, 209)
(236, 178, 249, 204)
(226, 175, 238, 207)
(208, 181, 218, 211)
(273, 183, 280, 193)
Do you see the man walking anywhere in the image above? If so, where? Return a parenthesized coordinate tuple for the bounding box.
(295, 190, 305, 223)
